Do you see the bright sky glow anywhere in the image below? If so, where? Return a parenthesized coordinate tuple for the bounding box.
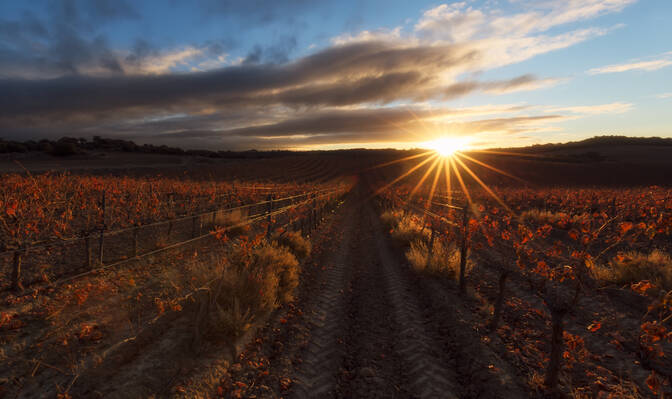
(423, 137, 471, 157)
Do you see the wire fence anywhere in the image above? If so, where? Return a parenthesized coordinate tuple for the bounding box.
(1, 187, 346, 293)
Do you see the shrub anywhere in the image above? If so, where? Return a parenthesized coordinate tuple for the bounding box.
(597, 250, 672, 291)
(274, 231, 311, 260)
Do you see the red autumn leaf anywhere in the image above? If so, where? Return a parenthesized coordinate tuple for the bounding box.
(631, 280, 655, 295)
(587, 322, 602, 332)
(619, 221, 634, 234)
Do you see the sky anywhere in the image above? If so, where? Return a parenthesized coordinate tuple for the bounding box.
(0, 0, 670, 151)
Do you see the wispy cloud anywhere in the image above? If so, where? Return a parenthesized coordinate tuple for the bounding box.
(588, 52, 672, 74)
(544, 102, 634, 115)
(657, 92, 672, 99)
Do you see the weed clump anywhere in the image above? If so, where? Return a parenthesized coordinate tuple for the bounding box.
(386, 212, 429, 246)
(274, 231, 312, 260)
(519, 208, 588, 228)
(380, 210, 401, 230)
(595, 250, 672, 291)
(217, 209, 249, 237)
(405, 238, 469, 278)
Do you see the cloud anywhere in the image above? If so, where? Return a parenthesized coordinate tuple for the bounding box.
(415, 0, 633, 41)
(588, 53, 672, 74)
(0, 0, 637, 149)
(152, 108, 565, 148)
(657, 92, 672, 99)
(544, 102, 634, 115)
(481, 75, 564, 94)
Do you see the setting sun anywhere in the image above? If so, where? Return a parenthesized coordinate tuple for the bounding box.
(424, 137, 471, 157)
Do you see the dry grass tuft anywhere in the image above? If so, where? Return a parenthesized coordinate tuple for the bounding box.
(594, 250, 672, 291)
(405, 238, 470, 278)
(389, 214, 429, 246)
(380, 210, 402, 230)
(274, 231, 312, 260)
(519, 209, 588, 227)
(205, 242, 301, 339)
(217, 209, 249, 237)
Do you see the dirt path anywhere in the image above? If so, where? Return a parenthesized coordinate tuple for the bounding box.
(223, 184, 511, 398)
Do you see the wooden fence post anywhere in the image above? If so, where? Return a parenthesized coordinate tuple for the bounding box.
(458, 205, 469, 294)
(11, 250, 23, 292)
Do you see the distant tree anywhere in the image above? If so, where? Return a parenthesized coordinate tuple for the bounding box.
(50, 140, 80, 156)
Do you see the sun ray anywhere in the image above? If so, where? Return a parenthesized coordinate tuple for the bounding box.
(452, 155, 514, 214)
(456, 152, 528, 184)
(444, 158, 452, 207)
(409, 155, 441, 200)
(374, 153, 438, 196)
(369, 150, 435, 170)
(468, 149, 549, 159)
(449, 157, 473, 211)
(425, 158, 444, 209)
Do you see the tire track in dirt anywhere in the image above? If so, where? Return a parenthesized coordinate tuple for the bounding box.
(289, 195, 358, 398)
(333, 201, 411, 398)
(365, 202, 460, 399)
(291, 188, 461, 398)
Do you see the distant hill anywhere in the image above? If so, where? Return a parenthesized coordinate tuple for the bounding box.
(483, 135, 672, 164)
(493, 135, 672, 152)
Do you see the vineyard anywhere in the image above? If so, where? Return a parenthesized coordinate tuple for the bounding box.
(373, 173, 672, 397)
(1, 150, 671, 398)
(0, 155, 358, 398)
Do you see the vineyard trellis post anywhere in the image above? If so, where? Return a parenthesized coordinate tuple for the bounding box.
(266, 194, 274, 238)
(11, 250, 22, 292)
(85, 236, 92, 269)
(488, 269, 509, 331)
(545, 308, 567, 389)
(312, 196, 317, 230)
(426, 226, 435, 270)
(167, 194, 174, 240)
(458, 205, 469, 294)
(98, 191, 106, 266)
(133, 227, 139, 257)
